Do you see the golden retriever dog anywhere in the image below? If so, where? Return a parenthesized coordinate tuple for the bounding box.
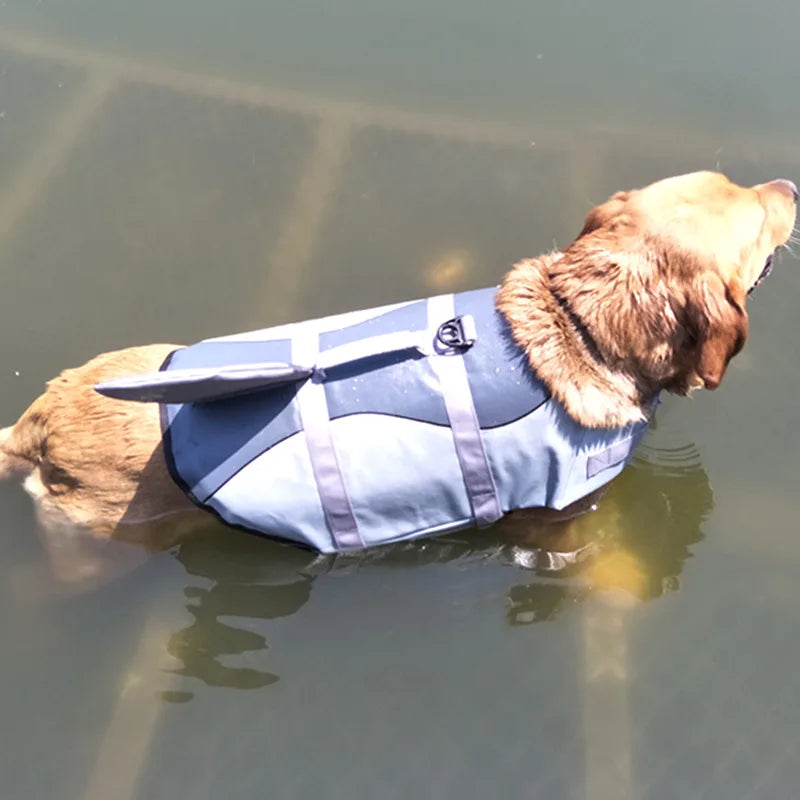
(0, 171, 796, 576)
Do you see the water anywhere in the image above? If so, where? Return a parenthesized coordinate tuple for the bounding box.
(1, 2, 800, 798)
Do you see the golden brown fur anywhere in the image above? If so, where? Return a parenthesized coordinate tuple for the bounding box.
(498, 171, 796, 427)
(1, 171, 796, 562)
(1, 346, 197, 535)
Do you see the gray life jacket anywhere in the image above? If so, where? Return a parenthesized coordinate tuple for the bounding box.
(96, 288, 653, 553)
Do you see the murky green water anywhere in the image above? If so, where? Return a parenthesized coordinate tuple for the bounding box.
(2, 2, 800, 798)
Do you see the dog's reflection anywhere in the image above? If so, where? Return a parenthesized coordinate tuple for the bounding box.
(166, 441, 711, 691)
(504, 443, 711, 624)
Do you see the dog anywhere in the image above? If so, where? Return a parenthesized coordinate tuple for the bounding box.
(0, 171, 795, 563)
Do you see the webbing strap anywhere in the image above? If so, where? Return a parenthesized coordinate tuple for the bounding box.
(315, 329, 431, 371)
(427, 294, 502, 528)
(292, 329, 364, 550)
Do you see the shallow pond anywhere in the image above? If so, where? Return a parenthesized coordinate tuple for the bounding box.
(2, 2, 800, 797)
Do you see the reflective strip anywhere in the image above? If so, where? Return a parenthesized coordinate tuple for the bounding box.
(427, 294, 502, 528)
(292, 329, 364, 550)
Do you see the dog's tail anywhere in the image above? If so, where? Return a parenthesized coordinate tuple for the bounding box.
(0, 422, 38, 480)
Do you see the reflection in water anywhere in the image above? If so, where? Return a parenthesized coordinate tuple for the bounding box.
(506, 442, 712, 625)
(166, 534, 315, 691)
(167, 439, 712, 692)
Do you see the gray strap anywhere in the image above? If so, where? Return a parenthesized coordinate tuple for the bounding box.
(293, 328, 364, 550)
(427, 294, 502, 527)
(315, 329, 431, 371)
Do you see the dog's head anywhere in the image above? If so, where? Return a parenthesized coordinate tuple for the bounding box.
(552, 171, 797, 396)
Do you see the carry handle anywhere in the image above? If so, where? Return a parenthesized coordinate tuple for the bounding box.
(95, 316, 476, 404)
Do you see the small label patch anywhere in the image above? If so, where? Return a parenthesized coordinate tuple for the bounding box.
(586, 437, 635, 479)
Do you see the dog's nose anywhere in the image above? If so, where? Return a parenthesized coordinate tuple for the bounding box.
(772, 178, 799, 203)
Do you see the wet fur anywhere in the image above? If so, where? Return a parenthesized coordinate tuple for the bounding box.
(497, 172, 794, 427)
(1, 171, 796, 550)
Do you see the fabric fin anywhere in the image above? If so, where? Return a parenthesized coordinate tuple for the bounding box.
(95, 362, 313, 403)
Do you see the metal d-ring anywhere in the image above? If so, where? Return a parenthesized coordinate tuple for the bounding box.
(435, 315, 476, 350)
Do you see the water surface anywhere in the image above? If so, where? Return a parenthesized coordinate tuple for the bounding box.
(2, 2, 800, 798)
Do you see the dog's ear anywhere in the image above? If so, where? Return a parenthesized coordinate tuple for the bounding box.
(579, 191, 632, 237)
(687, 273, 748, 390)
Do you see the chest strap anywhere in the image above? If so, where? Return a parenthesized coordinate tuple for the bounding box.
(427, 294, 502, 528)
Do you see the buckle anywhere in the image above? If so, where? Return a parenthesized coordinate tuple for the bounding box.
(436, 315, 476, 350)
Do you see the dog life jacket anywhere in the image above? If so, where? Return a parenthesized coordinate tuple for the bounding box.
(96, 288, 652, 553)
